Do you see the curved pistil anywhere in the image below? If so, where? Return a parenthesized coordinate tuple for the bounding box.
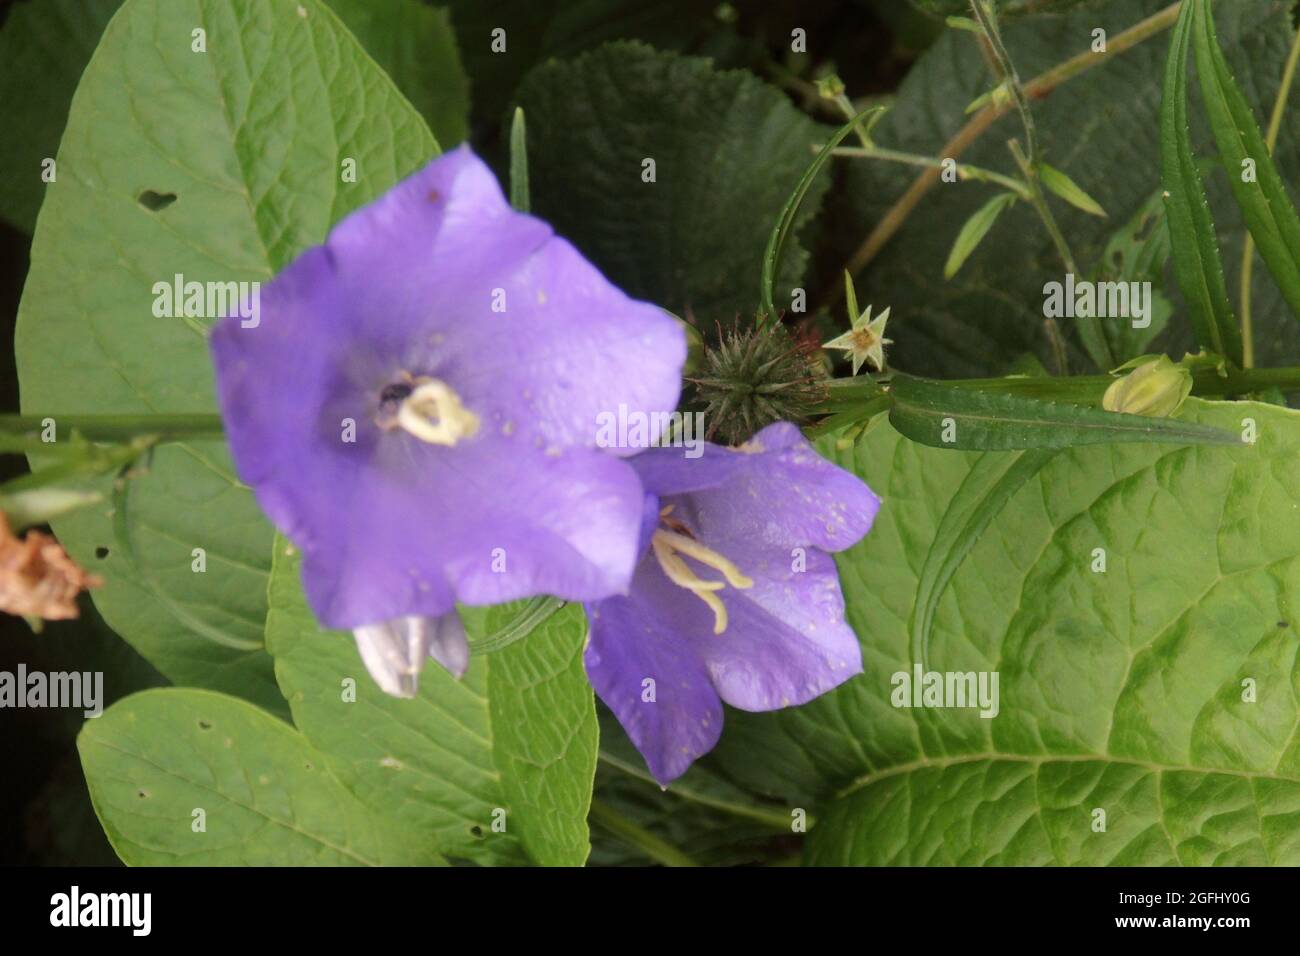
(385, 378, 479, 446)
(651, 512, 753, 634)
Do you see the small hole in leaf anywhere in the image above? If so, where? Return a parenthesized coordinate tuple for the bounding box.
(138, 189, 177, 212)
(1279, 621, 1289, 629)
(469, 825, 484, 838)
(304, 761, 314, 771)
(94, 546, 109, 559)
(137, 789, 150, 799)
(197, 719, 212, 730)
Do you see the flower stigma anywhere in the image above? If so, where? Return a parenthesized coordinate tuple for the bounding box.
(377, 375, 479, 446)
(650, 505, 753, 634)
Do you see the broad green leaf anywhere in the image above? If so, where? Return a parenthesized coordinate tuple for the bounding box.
(266, 538, 598, 866)
(841, 0, 1297, 376)
(14, 0, 437, 713)
(888, 375, 1242, 449)
(0, 0, 124, 232)
(1039, 163, 1107, 217)
(80, 688, 441, 865)
(944, 192, 1017, 279)
(1160, 0, 1242, 365)
(325, 0, 470, 147)
(516, 41, 831, 319)
(1191, 0, 1300, 325)
(713, 398, 1300, 864)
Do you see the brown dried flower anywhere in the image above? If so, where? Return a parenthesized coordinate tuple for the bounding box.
(0, 513, 102, 621)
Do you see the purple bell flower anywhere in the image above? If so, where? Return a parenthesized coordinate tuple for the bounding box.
(210, 146, 685, 695)
(583, 422, 880, 785)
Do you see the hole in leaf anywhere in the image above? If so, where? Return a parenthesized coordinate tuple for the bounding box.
(469, 825, 484, 838)
(94, 546, 109, 559)
(137, 789, 150, 799)
(138, 189, 177, 212)
(197, 719, 212, 730)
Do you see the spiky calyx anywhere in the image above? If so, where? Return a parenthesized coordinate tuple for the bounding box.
(691, 319, 827, 445)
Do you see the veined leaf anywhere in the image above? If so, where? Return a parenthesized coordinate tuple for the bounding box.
(712, 398, 1300, 864)
(1040, 163, 1107, 217)
(266, 538, 597, 866)
(888, 375, 1243, 450)
(14, 0, 438, 713)
(944, 192, 1017, 279)
(80, 688, 443, 865)
(1159, 0, 1242, 365)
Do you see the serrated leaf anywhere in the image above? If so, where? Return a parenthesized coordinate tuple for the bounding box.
(713, 398, 1300, 864)
(14, 0, 438, 713)
(944, 192, 1017, 279)
(888, 375, 1242, 449)
(1160, 0, 1242, 365)
(79, 688, 442, 865)
(266, 538, 597, 866)
(1039, 163, 1107, 217)
(516, 41, 831, 319)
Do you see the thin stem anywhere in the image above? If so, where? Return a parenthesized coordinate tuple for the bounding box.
(1239, 21, 1300, 369)
(1008, 139, 1078, 276)
(834, 2, 1183, 304)
(970, 0, 1037, 162)
(830, 146, 1031, 198)
(0, 413, 225, 444)
(588, 799, 700, 867)
(598, 750, 802, 832)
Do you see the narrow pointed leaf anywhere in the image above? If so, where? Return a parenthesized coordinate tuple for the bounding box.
(1158, 0, 1242, 365)
(888, 375, 1243, 450)
(943, 192, 1017, 279)
(1039, 163, 1107, 217)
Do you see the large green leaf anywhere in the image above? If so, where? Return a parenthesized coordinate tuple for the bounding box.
(713, 398, 1300, 864)
(0, 0, 124, 233)
(326, 0, 470, 147)
(839, 0, 1300, 375)
(14, 0, 437, 713)
(266, 539, 598, 866)
(80, 688, 441, 865)
(516, 41, 830, 321)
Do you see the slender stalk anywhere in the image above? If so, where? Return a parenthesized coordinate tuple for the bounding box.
(1008, 139, 1078, 276)
(0, 413, 225, 443)
(834, 2, 1183, 303)
(1239, 22, 1300, 369)
(830, 146, 1031, 198)
(598, 750, 804, 832)
(970, 0, 1038, 162)
(588, 799, 699, 867)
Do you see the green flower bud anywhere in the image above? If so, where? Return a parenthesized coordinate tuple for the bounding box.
(1102, 356, 1192, 418)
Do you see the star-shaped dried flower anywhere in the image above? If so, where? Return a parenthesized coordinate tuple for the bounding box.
(822, 271, 891, 375)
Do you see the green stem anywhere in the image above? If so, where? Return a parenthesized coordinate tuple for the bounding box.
(830, 146, 1031, 199)
(0, 413, 225, 444)
(970, 0, 1038, 162)
(588, 799, 700, 867)
(597, 750, 800, 832)
(1239, 20, 1300, 369)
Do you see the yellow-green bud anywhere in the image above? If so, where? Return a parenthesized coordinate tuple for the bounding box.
(1102, 356, 1191, 418)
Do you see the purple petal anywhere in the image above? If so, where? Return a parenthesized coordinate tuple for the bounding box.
(210, 147, 684, 632)
(584, 587, 724, 786)
(632, 421, 881, 552)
